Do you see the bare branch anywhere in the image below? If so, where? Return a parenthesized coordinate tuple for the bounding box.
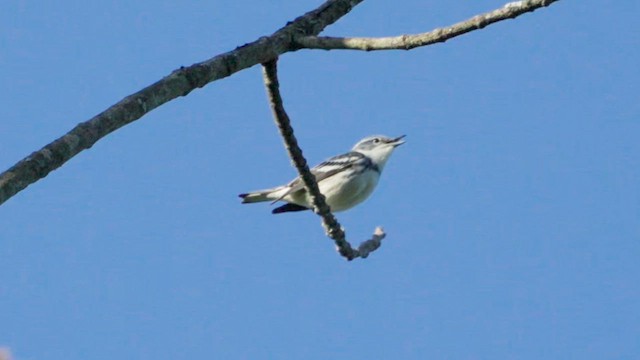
(261, 60, 387, 261)
(295, 0, 560, 51)
(0, 0, 563, 206)
(0, 0, 365, 206)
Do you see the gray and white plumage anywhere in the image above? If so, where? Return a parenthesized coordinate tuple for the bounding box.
(239, 135, 405, 214)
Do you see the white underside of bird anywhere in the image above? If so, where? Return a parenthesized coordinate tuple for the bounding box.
(241, 166, 379, 212)
(239, 135, 405, 214)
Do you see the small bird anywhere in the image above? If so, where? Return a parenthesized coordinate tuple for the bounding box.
(239, 135, 405, 214)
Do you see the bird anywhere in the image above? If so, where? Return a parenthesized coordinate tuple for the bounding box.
(239, 135, 405, 214)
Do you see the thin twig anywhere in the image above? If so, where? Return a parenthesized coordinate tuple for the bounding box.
(261, 60, 386, 261)
(295, 0, 560, 51)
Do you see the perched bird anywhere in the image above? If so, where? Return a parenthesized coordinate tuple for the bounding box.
(239, 135, 405, 214)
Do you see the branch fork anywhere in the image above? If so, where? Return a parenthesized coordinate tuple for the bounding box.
(0, 0, 562, 260)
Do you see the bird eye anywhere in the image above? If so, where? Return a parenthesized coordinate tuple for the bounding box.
(373, 138, 381, 144)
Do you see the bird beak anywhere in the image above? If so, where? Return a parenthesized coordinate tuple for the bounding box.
(390, 135, 406, 147)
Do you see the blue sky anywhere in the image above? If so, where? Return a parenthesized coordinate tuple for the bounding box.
(1, 1, 639, 359)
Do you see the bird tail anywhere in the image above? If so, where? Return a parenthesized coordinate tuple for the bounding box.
(239, 187, 285, 204)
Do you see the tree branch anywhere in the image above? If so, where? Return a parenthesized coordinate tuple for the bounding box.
(262, 60, 386, 261)
(0, 0, 365, 206)
(0, 0, 562, 206)
(295, 0, 560, 51)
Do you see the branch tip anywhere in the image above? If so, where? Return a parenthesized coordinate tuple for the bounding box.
(294, 0, 561, 51)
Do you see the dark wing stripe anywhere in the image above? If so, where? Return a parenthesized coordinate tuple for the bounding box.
(272, 203, 310, 214)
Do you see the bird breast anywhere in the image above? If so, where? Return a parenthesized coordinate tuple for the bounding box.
(318, 169, 380, 212)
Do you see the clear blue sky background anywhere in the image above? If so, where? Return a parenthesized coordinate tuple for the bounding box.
(1, 1, 639, 359)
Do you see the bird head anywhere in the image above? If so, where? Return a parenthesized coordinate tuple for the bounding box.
(352, 135, 406, 170)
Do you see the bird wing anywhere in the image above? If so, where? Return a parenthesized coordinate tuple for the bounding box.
(270, 152, 365, 203)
